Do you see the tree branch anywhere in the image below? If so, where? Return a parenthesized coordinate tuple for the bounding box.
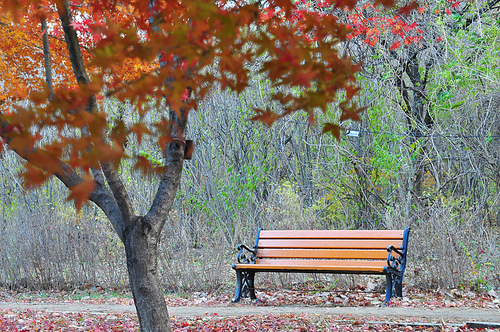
(89, 167, 126, 241)
(56, 0, 97, 114)
(102, 162, 135, 225)
(55, 1, 129, 239)
(41, 17, 54, 101)
(463, 0, 500, 30)
(146, 107, 188, 235)
(143, 0, 189, 235)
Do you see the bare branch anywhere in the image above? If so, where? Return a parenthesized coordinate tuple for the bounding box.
(56, 0, 97, 113)
(41, 17, 54, 101)
(89, 167, 126, 241)
(146, 108, 188, 235)
(102, 162, 135, 225)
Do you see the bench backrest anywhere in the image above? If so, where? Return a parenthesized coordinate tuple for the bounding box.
(254, 229, 408, 263)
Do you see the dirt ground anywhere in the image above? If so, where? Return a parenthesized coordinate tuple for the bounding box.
(1, 301, 499, 325)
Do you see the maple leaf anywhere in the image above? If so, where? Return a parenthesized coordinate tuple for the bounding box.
(397, 2, 418, 15)
(390, 41, 401, 50)
(67, 177, 95, 211)
(251, 109, 280, 127)
(129, 123, 151, 144)
(345, 85, 360, 99)
(331, 0, 359, 10)
(368, 37, 378, 46)
(374, 0, 394, 7)
(322, 123, 341, 139)
(181, 88, 190, 102)
(69, 20, 86, 32)
(134, 155, 164, 175)
(22, 164, 49, 189)
(340, 109, 363, 122)
(292, 69, 315, 88)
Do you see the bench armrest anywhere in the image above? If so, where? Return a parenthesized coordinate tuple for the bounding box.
(386, 245, 406, 272)
(387, 245, 404, 257)
(236, 244, 257, 264)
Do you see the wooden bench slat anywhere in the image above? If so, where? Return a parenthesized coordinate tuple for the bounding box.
(257, 239, 403, 249)
(234, 265, 385, 273)
(234, 259, 386, 273)
(259, 230, 404, 240)
(255, 259, 387, 268)
(256, 248, 390, 260)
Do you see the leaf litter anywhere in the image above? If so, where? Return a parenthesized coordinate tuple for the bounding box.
(1, 285, 499, 331)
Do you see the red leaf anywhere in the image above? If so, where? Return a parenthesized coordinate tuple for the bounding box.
(181, 89, 190, 102)
(69, 20, 86, 32)
(390, 41, 401, 50)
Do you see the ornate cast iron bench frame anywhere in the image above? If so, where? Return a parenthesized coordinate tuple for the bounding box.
(232, 228, 410, 304)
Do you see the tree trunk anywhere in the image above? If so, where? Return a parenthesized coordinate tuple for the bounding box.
(124, 216, 170, 332)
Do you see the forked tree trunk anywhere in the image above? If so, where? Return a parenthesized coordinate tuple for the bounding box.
(54, 2, 188, 331)
(124, 216, 170, 332)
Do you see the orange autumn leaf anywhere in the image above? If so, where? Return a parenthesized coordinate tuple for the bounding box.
(22, 163, 49, 189)
(250, 109, 280, 127)
(322, 123, 341, 139)
(67, 177, 95, 211)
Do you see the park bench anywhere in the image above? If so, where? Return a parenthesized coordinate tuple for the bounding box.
(232, 228, 410, 304)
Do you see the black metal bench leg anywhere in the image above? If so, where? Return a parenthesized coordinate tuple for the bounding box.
(232, 270, 243, 303)
(395, 278, 403, 298)
(384, 273, 393, 304)
(247, 272, 256, 300)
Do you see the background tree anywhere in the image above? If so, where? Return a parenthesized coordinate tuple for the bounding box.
(341, 0, 500, 217)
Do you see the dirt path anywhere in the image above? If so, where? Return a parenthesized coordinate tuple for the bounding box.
(1, 302, 499, 325)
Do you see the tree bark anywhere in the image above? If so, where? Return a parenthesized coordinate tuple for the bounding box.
(394, 48, 434, 200)
(124, 216, 170, 332)
(40, 17, 54, 101)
